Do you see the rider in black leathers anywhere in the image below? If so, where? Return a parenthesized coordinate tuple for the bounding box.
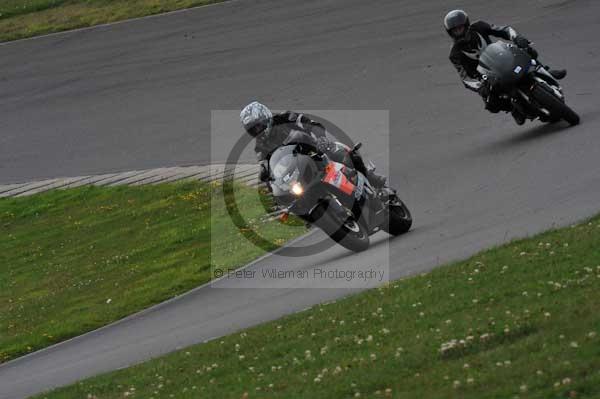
(444, 9, 567, 125)
(240, 101, 386, 189)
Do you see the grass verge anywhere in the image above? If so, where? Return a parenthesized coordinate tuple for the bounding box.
(0, 0, 227, 43)
(0, 181, 305, 363)
(36, 214, 600, 398)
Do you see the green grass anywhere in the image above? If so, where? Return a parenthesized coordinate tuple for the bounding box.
(0, 0, 227, 42)
(36, 215, 600, 399)
(0, 181, 305, 364)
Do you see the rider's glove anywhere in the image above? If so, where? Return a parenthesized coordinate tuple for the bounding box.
(316, 137, 332, 154)
(478, 79, 491, 99)
(513, 35, 531, 49)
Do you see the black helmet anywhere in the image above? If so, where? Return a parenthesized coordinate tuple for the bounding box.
(444, 10, 470, 41)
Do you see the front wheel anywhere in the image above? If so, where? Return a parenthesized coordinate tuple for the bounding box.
(382, 199, 412, 236)
(311, 204, 370, 252)
(530, 83, 580, 126)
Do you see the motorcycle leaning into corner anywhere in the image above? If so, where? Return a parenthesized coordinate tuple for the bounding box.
(267, 130, 412, 252)
(476, 41, 580, 126)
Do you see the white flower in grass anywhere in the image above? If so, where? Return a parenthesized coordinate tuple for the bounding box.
(520, 384, 528, 392)
(466, 377, 474, 384)
(106, 298, 112, 304)
(370, 353, 377, 361)
(453, 380, 461, 388)
(536, 370, 543, 376)
(238, 355, 245, 360)
(366, 335, 373, 342)
(587, 331, 597, 338)
(562, 377, 572, 385)
(569, 341, 579, 348)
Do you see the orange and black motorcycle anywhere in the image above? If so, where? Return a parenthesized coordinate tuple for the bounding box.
(268, 131, 411, 252)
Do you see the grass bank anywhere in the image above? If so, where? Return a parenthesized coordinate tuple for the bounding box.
(37, 214, 600, 398)
(0, 181, 305, 363)
(0, 0, 227, 43)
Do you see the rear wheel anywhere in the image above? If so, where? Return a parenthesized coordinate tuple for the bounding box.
(531, 83, 580, 126)
(382, 199, 412, 236)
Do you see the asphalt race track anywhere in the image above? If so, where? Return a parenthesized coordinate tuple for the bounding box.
(1, 0, 600, 397)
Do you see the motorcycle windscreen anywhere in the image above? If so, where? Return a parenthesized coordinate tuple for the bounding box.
(269, 145, 318, 198)
(478, 41, 529, 86)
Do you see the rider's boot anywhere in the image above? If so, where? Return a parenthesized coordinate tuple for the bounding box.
(511, 108, 526, 125)
(548, 69, 567, 80)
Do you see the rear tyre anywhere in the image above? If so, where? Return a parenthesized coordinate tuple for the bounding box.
(531, 83, 580, 126)
(382, 199, 412, 236)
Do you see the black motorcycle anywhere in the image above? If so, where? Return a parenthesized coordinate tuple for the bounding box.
(477, 41, 579, 125)
(268, 132, 412, 252)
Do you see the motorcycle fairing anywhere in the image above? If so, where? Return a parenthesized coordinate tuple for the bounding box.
(322, 161, 355, 196)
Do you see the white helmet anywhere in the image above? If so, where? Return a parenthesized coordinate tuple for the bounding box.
(240, 101, 273, 138)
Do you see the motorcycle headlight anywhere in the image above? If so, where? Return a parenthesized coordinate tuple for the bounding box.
(291, 182, 304, 196)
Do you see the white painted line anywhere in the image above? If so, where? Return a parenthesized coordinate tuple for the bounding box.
(0, 183, 28, 195)
(62, 173, 121, 189)
(0, 164, 259, 198)
(0, 179, 61, 198)
(14, 176, 90, 197)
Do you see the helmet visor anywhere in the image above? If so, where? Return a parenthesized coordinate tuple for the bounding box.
(246, 120, 269, 137)
(449, 24, 467, 39)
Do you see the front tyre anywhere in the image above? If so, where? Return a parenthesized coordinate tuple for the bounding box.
(531, 83, 580, 126)
(311, 204, 370, 252)
(382, 199, 412, 236)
